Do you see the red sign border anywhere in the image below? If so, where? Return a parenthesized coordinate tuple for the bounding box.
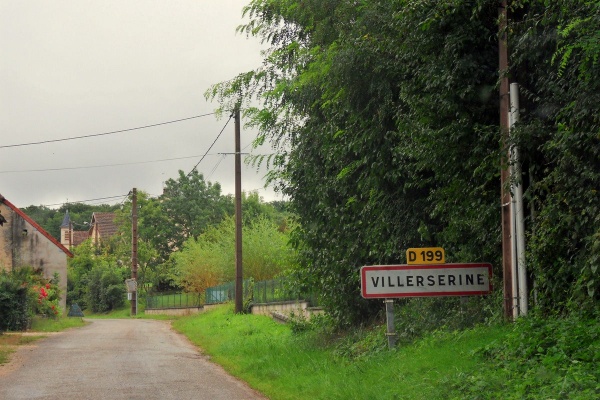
(360, 263, 493, 299)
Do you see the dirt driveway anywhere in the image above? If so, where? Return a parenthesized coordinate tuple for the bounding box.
(0, 319, 267, 400)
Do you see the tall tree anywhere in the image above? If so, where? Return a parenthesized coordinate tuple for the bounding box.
(160, 170, 234, 254)
(208, 0, 502, 326)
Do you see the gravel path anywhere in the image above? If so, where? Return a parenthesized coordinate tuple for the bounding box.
(0, 319, 267, 400)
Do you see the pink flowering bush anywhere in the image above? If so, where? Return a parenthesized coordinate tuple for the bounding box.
(28, 271, 62, 319)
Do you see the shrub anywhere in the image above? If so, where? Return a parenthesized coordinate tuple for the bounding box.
(86, 263, 128, 313)
(0, 268, 62, 332)
(0, 270, 30, 332)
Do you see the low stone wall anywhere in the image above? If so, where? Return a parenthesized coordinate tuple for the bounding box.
(144, 307, 203, 316)
(143, 301, 324, 321)
(251, 300, 323, 321)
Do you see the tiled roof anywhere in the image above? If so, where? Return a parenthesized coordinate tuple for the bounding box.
(92, 212, 119, 238)
(72, 231, 89, 246)
(0, 193, 73, 257)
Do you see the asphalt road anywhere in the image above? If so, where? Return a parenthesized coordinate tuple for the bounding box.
(0, 319, 267, 400)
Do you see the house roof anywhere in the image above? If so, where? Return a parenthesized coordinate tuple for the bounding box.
(72, 230, 90, 246)
(91, 212, 119, 238)
(0, 193, 73, 258)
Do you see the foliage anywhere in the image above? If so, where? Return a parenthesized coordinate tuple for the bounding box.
(85, 263, 128, 313)
(21, 202, 119, 240)
(208, 0, 501, 326)
(0, 269, 30, 332)
(67, 244, 128, 313)
(160, 170, 233, 255)
(171, 215, 296, 293)
(206, 0, 600, 327)
(509, 0, 600, 311)
(454, 313, 600, 399)
(113, 191, 161, 293)
(0, 267, 62, 332)
(172, 304, 528, 400)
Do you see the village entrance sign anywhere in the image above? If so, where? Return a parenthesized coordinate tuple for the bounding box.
(360, 248, 492, 347)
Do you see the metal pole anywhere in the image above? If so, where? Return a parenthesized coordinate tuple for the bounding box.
(499, 0, 514, 321)
(131, 188, 138, 316)
(384, 299, 397, 348)
(234, 109, 244, 313)
(510, 82, 528, 316)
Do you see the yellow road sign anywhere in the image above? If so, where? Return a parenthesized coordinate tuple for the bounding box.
(406, 247, 445, 264)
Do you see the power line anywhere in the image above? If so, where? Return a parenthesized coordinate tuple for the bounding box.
(186, 114, 233, 177)
(41, 194, 128, 207)
(0, 153, 222, 174)
(0, 113, 216, 149)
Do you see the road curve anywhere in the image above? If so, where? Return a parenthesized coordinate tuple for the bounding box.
(0, 319, 267, 400)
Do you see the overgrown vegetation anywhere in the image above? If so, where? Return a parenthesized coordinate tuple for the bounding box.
(205, 0, 599, 327)
(172, 215, 296, 293)
(64, 175, 292, 310)
(67, 242, 128, 312)
(0, 267, 62, 333)
(173, 305, 599, 399)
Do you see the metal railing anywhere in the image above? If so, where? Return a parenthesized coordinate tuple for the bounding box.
(145, 291, 202, 309)
(146, 278, 319, 309)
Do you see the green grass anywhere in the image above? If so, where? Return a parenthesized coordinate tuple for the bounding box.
(172, 305, 513, 400)
(30, 316, 87, 332)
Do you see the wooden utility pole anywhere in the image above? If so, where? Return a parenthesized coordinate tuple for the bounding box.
(131, 188, 138, 316)
(499, 0, 514, 320)
(234, 109, 244, 313)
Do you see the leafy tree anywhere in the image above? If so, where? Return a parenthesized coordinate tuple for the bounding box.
(207, 0, 600, 326)
(172, 215, 296, 293)
(160, 170, 233, 255)
(208, 0, 501, 326)
(85, 262, 128, 313)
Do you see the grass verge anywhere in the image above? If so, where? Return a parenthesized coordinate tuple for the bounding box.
(172, 305, 512, 400)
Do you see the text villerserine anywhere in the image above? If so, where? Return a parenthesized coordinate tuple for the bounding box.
(370, 273, 486, 288)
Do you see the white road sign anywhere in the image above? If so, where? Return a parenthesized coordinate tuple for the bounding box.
(361, 263, 492, 298)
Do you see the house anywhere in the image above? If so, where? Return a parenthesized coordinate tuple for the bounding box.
(60, 211, 119, 249)
(89, 212, 119, 245)
(0, 194, 72, 311)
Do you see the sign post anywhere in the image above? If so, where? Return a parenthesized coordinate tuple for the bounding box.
(384, 299, 397, 348)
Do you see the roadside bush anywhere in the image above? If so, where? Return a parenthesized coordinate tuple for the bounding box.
(86, 263, 128, 313)
(454, 312, 600, 398)
(0, 270, 29, 332)
(0, 267, 62, 332)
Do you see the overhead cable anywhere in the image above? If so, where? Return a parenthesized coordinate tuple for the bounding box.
(186, 114, 233, 177)
(0, 112, 216, 149)
(41, 194, 128, 207)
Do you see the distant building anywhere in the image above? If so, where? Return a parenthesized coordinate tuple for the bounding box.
(60, 211, 119, 249)
(0, 193, 72, 311)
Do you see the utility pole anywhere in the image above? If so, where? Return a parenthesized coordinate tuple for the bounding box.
(499, 0, 514, 320)
(234, 109, 243, 313)
(131, 188, 138, 316)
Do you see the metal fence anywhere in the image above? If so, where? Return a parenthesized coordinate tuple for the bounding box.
(146, 278, 319, 309)
(145, 291, 202, 309)
(205, 278, 317, 305)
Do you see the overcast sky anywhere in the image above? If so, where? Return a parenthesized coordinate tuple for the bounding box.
(0, 0, 281, 209)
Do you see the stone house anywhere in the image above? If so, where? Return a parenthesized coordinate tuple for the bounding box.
(0, 194, 72, 311)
